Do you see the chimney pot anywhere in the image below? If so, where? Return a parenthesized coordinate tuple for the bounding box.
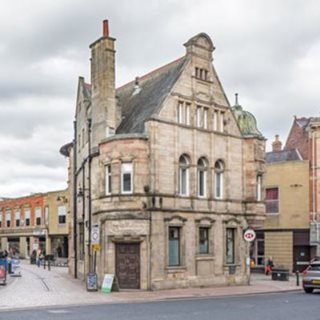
(103, 20, 109, 37)
(272, 134, 282, 152)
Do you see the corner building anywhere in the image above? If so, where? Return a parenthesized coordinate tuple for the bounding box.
(61, 21, 266, 290)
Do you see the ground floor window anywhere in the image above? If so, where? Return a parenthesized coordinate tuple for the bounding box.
(226, 228, 235, 264)
(199, 227, 209, 254)
(168, 227, 180, 266)
(250, 232, 265, 267)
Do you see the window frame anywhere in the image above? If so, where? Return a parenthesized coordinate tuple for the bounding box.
(226, 228, 235, 265)
(256, 175, 262, 201)
(179, 155, 190, 196)
(105, 164, 112, 195)
(58, 205, 66, 224)
(199, 227, 209, 254)
(6, 209, 11, 228)
(24, 208, 30, 226)
(168, 226, 181, 266)
(15, 210, 20, 227)
(265, 187, 279, 214)
(214, 160, 224, 199)
(35, 207, 42, 226)
(197, 158, 207, 198)
(121, 162, 133, 194)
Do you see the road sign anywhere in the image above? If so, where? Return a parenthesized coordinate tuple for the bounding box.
(92, 244, 101, 252)
(244, 228, 256, 242)
(91, 225, 100, 245)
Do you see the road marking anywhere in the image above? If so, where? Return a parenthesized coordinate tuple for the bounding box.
(47, 309, 70, 314)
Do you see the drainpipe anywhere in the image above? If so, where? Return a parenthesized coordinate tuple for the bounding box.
(311, 129, 320, 256)
(73, 120, 78, 279)
(87, 118, 92, 272)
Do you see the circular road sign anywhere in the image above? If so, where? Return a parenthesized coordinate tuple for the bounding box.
(244, 229, 256, 242)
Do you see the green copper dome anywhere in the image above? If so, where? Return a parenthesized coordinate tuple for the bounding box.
(231, 94, 263, 138)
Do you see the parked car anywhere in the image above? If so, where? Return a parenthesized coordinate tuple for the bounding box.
(302, 261, 320, 293)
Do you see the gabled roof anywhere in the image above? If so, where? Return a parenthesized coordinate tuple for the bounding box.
(116, 57, 186, 134)
(266, 149, 302, 163)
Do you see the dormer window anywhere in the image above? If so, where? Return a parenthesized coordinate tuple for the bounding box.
(195, 67, 208, 81)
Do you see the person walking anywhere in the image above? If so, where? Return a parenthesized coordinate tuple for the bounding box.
(36, 249, 42, 268)
(265, 257, 274, 275)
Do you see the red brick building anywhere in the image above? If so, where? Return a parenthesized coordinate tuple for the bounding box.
(0, 193, 47, 257)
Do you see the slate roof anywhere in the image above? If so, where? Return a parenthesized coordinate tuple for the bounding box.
(266, 149, 302, 163)
(115, 57, 186, 134)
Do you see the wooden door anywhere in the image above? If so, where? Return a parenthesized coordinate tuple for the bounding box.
(116, 243, 140, 289)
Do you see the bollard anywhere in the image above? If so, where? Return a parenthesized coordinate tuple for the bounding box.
(296, 270, 300, 286)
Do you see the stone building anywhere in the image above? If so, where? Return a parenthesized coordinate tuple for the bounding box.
(0, 190, 69, 258)
(257, 117, 320, 272)
(60, 21, 265, 290)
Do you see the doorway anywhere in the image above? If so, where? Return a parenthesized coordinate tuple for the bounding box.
(115, 243, 140, 289)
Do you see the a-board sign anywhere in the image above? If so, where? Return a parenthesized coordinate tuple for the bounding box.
(11, 258, 21, 277)
(101, 274, 114, 293)
(86, 272, 98, 292)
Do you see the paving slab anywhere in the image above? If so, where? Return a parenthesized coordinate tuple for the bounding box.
(0, 261, 302, 311)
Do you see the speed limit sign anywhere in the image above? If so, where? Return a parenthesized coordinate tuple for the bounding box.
(244, 228, 256, 242)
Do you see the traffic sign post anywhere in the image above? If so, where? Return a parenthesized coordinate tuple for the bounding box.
(243, 228, 256, 286)
(91, 225, 100, 276)
(91, 225, 100, 245)
(243, 228, 256, 242)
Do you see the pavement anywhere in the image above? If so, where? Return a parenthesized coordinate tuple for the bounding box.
(0, 260, 303, 311)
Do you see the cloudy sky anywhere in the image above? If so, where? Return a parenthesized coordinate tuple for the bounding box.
(0, 0, 319, 197)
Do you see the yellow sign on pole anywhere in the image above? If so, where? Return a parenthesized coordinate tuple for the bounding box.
(92, 244, 101, 252)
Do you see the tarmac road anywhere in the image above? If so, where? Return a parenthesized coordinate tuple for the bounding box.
(0, 291, 319, 320)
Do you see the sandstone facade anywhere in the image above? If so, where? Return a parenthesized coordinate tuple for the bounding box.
(61, 21, 265, 290)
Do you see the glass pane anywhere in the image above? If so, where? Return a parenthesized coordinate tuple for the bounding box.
(199, 170, 204, 196)
(199, 228, 209, 254)
(169, 227, 180, 266)
(181, 168, 187, 195)
(215, 172, 221, 198)
(226, 229, 235, 264)
(123, 173, 131, 192)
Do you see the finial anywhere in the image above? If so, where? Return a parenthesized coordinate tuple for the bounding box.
(235, 93, 239, 105)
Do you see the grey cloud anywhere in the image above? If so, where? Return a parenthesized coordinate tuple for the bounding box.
(1, 0, 320, 196)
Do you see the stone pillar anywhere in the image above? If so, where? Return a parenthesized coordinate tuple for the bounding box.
(46, 233, 51, 255)
(1, 237, 8, 251)
(19, 237, 27, 258)
(30, 236, 38, 253)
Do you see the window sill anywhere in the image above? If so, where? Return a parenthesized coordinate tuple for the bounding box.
(166, 266, 187, 273)
(196, 255, 214, 261)
(266, 212, 279, 216)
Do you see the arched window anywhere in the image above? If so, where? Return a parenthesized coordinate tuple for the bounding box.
(197, 158, 207, 197)
(214, 160, 224, 199)
(256, 174, 262, 201)
(179, 155, 189, 196)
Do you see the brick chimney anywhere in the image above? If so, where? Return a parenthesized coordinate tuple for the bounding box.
(272, 135, 282, 152)
(90, 20, 119, 148)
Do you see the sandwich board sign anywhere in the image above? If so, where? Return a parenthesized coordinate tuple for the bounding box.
(101, 274, 114, 293)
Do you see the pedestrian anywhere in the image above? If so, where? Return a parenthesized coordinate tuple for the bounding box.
(265, 257, 274, 275)
(36, 249, 42, 267)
